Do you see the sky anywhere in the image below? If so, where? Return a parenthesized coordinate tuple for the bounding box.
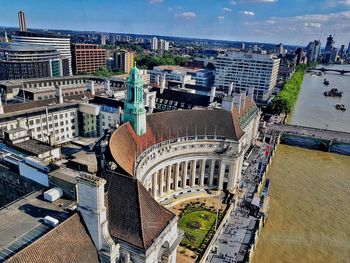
(1, 0, 350, 46)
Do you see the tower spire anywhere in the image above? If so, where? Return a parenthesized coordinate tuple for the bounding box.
(121, 62, 147, 136)
(3, 28, 8, 43)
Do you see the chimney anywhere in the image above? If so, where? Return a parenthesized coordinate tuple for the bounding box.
(221, 96, 234, 112)
(233, 94, 242, 114)
(104, 79, 110, 92)
(210, 86, 216, 103)
(160, 74, 166, 94)
(87, 80, 95, 96)
(240, 91, 246, 111)
(155, 75, 160, 86)
(55, 85, 63, 104)
(181, 74, 186, 89)
(77, 174, 119, 261)
(0, 94, 4, 114)
(228, 82, 234, 96)
(247, 87, 254, 100)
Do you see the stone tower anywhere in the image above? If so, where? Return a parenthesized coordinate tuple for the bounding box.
(122, 63, 147, 136)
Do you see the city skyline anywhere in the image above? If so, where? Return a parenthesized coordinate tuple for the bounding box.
(1, 0, 350, 46)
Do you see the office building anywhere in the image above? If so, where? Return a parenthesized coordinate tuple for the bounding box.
(0, 42, 66, 81)
(12, 31, 72, 75)
(274, 43, 284, 56)
(18, 11, 27, 32)
(323, 35, 338, 64)
(98, 34, 106, 45)
(113, 50, 134, 74)
(306, 40, 321, 63)
(214, 52, 280, 102)
(71, 44, 106, 74)
(151, 37, 158, 50)
(149, 65, 214, 88)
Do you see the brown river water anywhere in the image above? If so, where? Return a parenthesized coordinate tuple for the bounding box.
(252, 145, 350, 263)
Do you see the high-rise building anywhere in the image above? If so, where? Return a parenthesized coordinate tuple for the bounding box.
(151, 37, 158, 50)
(71, 44, 106, 74)
(113, 50, 135, 74)
(274, 43, 284, 56)
(214, 52, 280, 101)
(0, 42, 64, 80)
(98, 34, 106, 45)
(18, 11, 27, 32)
(347, 42, 350, 54)
(325, 35, 334, 52)
(306, 40, 321, 63)
(340, 44, 345, 55)
(323, 35, 337, 64)
(12, 31, 73, 75)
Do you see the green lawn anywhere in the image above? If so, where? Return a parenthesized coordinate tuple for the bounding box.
(178, 207, 217, 249)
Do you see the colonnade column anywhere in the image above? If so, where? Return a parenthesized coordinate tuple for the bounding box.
(181, 161, 188, 188)
(200, 159, 206, 187)
(173, 163, 179, 191)
(218, 161, 226, 190)
(159, 168, 164, 197)
(166, 165, 171, 193)
(227, 160, 237, 191)
(152, 172, 158, 198)
(190, 160, 196, 187)
(209, 159, 215, 186)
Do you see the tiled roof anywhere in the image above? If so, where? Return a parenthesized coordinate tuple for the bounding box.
(6, 213, 99, 263)
(109, 108, 245, 176)
(104, 170, 175, 250)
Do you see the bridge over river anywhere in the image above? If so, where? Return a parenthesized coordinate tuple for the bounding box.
(267, 124, 350, 144)
(307, 67, 350, 75)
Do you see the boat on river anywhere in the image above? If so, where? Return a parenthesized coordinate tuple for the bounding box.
(323, 79, 329, 85)
(335, 104, 346, 111)
(324, 88, 343, 97)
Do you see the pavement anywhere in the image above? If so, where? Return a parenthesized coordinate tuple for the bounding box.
(206, 140, 272, 263)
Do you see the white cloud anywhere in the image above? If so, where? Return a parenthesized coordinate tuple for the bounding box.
(223, 7, 232, 12)
(324, 0, 350, 7)
(304, 22, 322, 28)
(149, 0, 163, 3)
(218, 16, 225, 20)
(241, 11, 255, 16)
(266, 20, 276, 24)
(175, 12, 197, 19)
(230, 0, 237, 4)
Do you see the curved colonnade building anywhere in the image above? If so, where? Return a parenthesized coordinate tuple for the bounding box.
(109, 65, 260, 202)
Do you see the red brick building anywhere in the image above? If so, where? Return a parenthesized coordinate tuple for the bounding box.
(71, 44, 106, 74)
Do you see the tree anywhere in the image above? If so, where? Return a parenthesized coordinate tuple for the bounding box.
(94, 66, 114, 77)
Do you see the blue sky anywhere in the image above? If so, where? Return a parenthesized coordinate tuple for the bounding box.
(1, 0, 350, 46)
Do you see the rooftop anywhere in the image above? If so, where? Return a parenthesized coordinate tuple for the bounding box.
(153, 65, 212, 74)
(13, 139, 55, 156)
(0, 42, 57, 52)
(0, 191, 73, 262)
(104, 170, 176, 250)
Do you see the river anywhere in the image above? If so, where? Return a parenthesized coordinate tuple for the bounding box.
(253, 65, 350, 263)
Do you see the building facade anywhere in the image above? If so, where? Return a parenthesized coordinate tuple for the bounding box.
(71, 44, 106, 74)
(110, 66, 261, 202)
(214, 52, 280, 102)
(113, 50, 134, 74)
(306, 40, 321, 63)
(12, 31, 73, 75)
(0, 42, 66, 81)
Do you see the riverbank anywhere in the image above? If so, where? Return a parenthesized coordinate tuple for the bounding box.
(252, 144, 350, 263)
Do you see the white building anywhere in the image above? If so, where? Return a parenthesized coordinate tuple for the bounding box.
(214, 52, 280, 102)
(151, 37, 158, 50)
(149, 65, 214, 88)
(12, 31, 73, 76)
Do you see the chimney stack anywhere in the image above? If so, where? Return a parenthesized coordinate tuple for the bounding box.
(228, 82, 234, 96)
(104, 79, 110, 92)
(0, 94, 4, 114)
(87, 80, 95, 96)
(55, 85, 63, 104)
(77, 174, 119, 261)
(210, 86, 216, 103)
(233, 94, 242, 114)
(160, 74, 166, 94)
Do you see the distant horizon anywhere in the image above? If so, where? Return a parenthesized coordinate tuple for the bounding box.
(0, 25, 309, 49)
(1, 1, 350, 47)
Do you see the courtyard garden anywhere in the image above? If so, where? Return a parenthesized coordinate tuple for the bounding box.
(178, 202, 224, 254)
